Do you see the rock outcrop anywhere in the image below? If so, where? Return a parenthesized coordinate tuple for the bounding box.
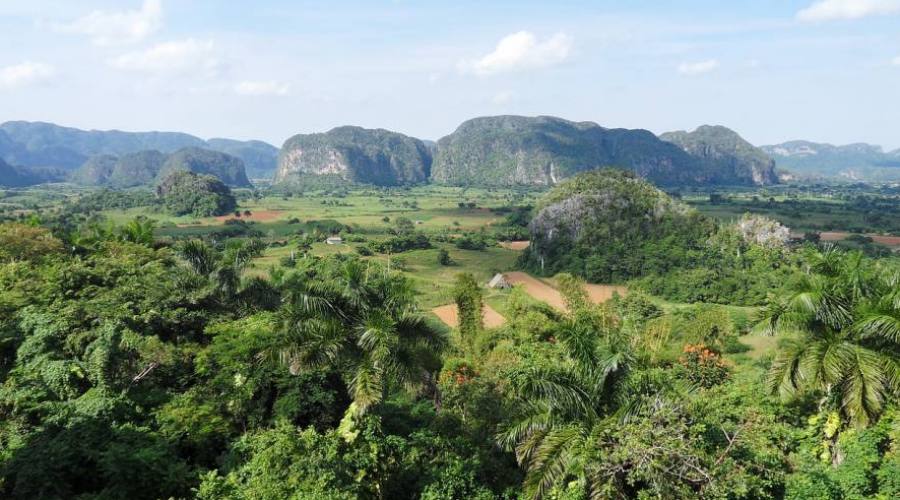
(275, 126, 432, 186)
(660, 125, 777, 185)
(431, 115, 725, 187)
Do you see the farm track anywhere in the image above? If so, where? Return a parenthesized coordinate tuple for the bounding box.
(499, 240, 530, 250)
(504, 271, 569, 311)
(506, 271, 627, 312)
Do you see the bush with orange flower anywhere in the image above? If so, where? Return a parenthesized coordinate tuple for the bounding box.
(678, 343, 730, 388)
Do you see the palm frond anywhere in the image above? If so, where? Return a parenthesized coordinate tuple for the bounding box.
(766, 339, 809, 400)
(509, 365, 596, 419)
(523, 424, 587, 500)
(840, 346, 888, 428)
(853, 311, 900, 344)
(349, 359, 384, 414)
(176, 240, 218, 276)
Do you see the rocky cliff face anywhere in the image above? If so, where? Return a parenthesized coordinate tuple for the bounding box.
(275, 126, 432, 186)
(430, 115, 723, 187)
(659, 125, 777, 186)
(522, 169, 709, 281)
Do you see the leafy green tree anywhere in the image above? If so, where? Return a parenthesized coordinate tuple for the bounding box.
(556, 272, 589, 313)
(452, 273, 482, 352)
(437, 248, 452, 266)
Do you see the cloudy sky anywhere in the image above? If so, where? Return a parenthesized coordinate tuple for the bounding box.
(1, 0, 898, 148)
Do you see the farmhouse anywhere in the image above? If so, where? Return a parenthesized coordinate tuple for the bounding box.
(487, 273, 511, 289)
(325, 236, 343, 245)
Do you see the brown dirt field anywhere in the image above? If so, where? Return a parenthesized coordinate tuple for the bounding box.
(506, 272, 628, 311)
(499, 240, 530, 250)
(215, 210, 286, 223)
(871, 235, 900, 246)
(505, 272, 568, 311)
(432, 304, 507, 329)
(583, 284, 628, 303)
(793, 231, 900, 246)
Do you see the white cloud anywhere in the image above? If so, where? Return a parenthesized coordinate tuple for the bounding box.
(797, 0, 900, 22)
(460, 31, 573, 76)
(234, 80, 291, 96)
(677, 59, 719, 75)
(893, 56, 900, 65)
(0, 61, 55, 90)
(109, 39, 218, 75)
(55, 0, 162, 46)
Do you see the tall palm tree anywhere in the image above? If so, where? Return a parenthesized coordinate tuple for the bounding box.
(271, 258, 447, 416)
(119, 217, 156, 246)
(756, 248, 900, 428)
(175, 238, 270, 305)
(497, 307, 683, 499)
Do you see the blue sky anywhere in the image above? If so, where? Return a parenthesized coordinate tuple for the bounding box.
(0, 0, 898, 149)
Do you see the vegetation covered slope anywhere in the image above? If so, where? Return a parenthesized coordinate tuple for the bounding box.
(206, 139, 279, 179)
(660, 125, 777, 185)
(524, 169, 714, 282)
(0, 121, 204, 169)
(156, 170, 237, 217)
(0, 122, 276, 177)
(276, 126, 432, 186)
(107, 150, 167, 187)
(430, 115, 750, 187)
(72, 149, 242, 188)
(157, 147, 251, 187)
(0, 158, 67, 187)
(760, 140, 900, 181)
(69, 154, 118, 186)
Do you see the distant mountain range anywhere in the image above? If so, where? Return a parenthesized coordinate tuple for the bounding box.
(72, 147, 251, 188)
(277, 116, 777, 188)
(2, 118, 897, 188)
(760, 141, 900, 181)
(0, 121, 277, 182)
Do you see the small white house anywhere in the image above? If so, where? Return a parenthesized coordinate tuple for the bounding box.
(325, 236, 343, 245)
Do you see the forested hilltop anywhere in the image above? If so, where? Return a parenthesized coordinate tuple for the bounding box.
(0, 167, 897, 499)
(429, 116, 777, 187)
(276, 126, 432, 186)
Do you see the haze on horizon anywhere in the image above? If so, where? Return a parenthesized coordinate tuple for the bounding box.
(1, 0, 898, 149)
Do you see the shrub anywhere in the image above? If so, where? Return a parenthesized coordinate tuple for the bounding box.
(678, 343, 729, 388)
(437, 248, 452, 266)
(454, 234, 488, 251)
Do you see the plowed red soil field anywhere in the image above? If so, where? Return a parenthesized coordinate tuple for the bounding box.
(432, 304, 507, 329)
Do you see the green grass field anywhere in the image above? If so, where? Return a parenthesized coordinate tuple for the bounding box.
(132, 186, 537, 309)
